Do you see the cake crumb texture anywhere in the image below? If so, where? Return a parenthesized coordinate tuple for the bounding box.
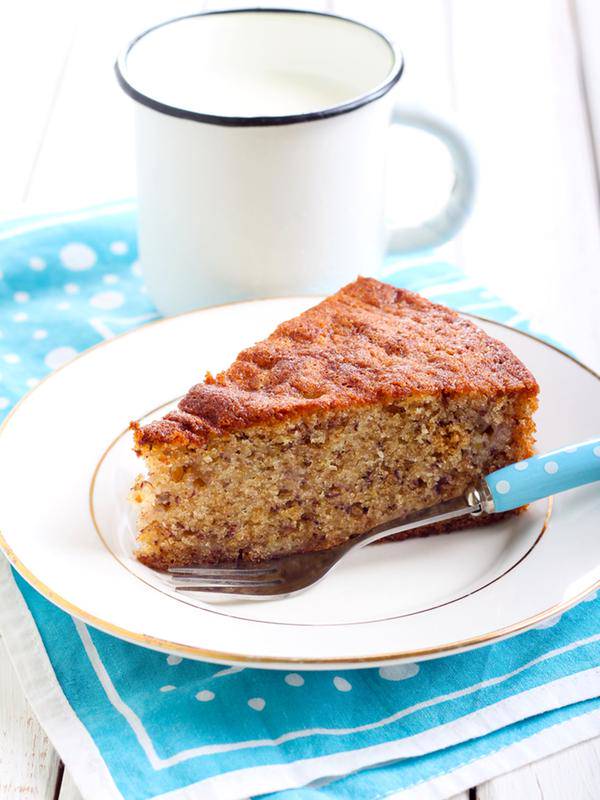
(132, 278, 538, 568)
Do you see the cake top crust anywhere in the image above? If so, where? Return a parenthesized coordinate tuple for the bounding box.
(135, 277, 538, 448)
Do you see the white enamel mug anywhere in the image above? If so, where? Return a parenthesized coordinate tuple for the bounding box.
(117, 9, 476, 316)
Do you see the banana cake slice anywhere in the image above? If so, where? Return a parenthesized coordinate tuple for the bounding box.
(131, 277, 538, 568)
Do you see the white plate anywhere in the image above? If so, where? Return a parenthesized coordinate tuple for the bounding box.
(1, 298, 599, 669)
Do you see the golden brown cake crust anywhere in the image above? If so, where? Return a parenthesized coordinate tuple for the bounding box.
(135, 277, 538, 449)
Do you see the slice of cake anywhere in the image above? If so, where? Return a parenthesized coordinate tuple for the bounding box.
(131, 278, 538, 568)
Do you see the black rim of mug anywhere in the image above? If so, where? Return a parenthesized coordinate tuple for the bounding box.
(115, 7, 405, 127)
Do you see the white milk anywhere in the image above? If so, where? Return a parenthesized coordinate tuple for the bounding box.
(164, 70, 356, 117)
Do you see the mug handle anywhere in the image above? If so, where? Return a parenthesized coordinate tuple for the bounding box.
(386, 105, 477, 254)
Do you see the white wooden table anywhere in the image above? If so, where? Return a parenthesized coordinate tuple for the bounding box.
(1, 1, 599, 797)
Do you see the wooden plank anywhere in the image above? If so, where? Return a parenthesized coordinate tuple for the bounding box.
(572, 0, 600, 177)
(58, 770, 84, 800)
(203, 0, 332, 9)
(450, 0, 600, 370)
(332, 0, 454, 108)
(478, 735, 600, 800)
(23, 0, 138, 211)
(0, 0, 78, 216)
(0, 636, 60, 799)
(24, 0, 211, 211)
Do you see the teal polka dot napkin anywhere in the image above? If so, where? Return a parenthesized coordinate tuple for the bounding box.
(0, 202, 155, 413)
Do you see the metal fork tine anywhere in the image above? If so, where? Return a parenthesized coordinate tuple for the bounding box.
(174, 584, 282, 594)
(173, 579, 283, 591)
(168, 565, 277, 577)
(169, 573, 272, 583)
(173, 575, 279, 586)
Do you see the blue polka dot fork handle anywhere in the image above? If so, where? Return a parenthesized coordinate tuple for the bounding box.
(170, 438, 600, 598)
(480, 437, 600, 514)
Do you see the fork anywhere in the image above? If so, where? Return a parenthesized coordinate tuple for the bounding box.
(168, 437, 600, 598)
